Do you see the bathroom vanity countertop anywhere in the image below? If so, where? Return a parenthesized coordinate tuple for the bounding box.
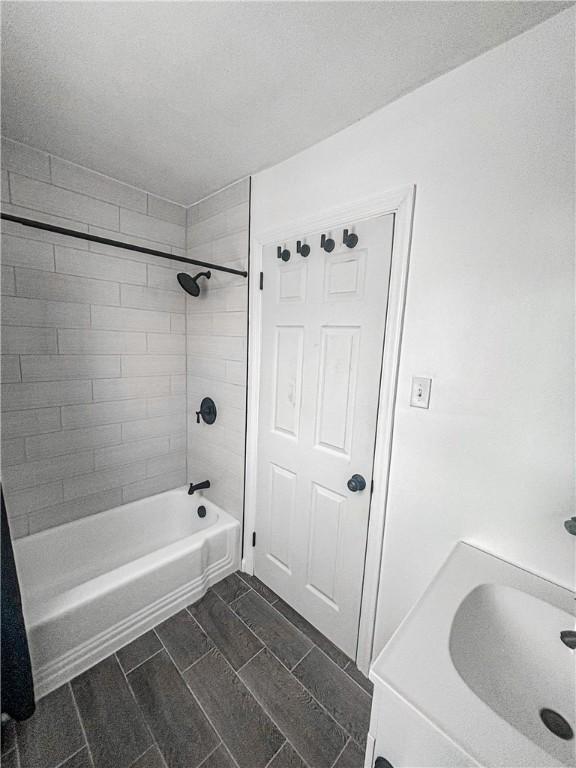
(370, 542, 576, 768)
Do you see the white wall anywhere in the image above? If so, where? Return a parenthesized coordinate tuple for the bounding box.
(185, 181, 249, 521)
(251, 10, 575, 651)
(1, 140, 188, 535)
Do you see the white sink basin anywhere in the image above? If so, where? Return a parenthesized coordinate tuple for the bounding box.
(370, 543, 576, 767)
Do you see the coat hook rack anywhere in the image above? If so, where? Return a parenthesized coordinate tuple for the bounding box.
(320, 234, 335, 253)
(277, 246, 291, 262)
(343, 229, 359, 249)
(296, 240, 310, 258)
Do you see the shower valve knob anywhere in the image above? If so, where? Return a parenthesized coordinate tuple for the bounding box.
(320, 234, 335, 253)
(196, 397, 217, 425)
(277, 246, 291, 262)
(343, 229, 359, 248)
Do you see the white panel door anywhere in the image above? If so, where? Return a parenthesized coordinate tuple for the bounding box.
(255, 215, 394, 656)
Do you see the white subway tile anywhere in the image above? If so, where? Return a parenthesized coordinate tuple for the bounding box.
(2, 407, 61, 438)
(21, 354, 120, 381)
(10, 174, 119, 229)
(50, 157, 148, 213)
(2, 450, 93, 491)
(211, 312, 247, 337)
(187, 334, 245, 362)
(2, 437, 26, 465)
(171, 374, 186, 394)
(147, 451, 186, 477)
(16, 267, 120, 306)
(55, 246, 147, 285)
(122, 469, 186, 504)
(147, 195, 186, 227)
(2, 169, 10, 201)
(88, 226, 172, 264)
(147, 394, 186, 418)
(26, 424, 121, 459)
(187, 377, 245, 409)
(119, 208, 185, 249)
(58, 329, 147, 354)
(189, 179, 249, 225)
(121, 284, 184, 313)
(7, 515, 29, 538)
(28, 488, 122, 533)
(171, 313, 186, 333)
(92, 376, 170, 402)
(121, 354, 185, 377)
(2, 265, 15, 294)
(2, 326, 57, 354)
(170, 435, 186, 453)
(94, 436, 170, 470)
(1, 235, 55, 271)
(226, 360, 246, 385)
(1, 356, 21, 383)
(147, 333, 185, 355)
(1, 201, 89, 239)
(122, 413, 185, 442)
(187, 210, 227, 247)
(63, 462, 145, 500)
(1, 138, 50, 181)
(147, 264, 182, 293)
(61, 398, 147, 429)
(2, 380, 92, 411)
(185, 313, 212, 335)
(1, 296, 90, 328)
(91, 304, 170, 332)
(4, 481, 63, 516)
(186, 355, 226, 381)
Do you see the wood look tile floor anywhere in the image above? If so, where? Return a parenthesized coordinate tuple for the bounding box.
(3, 572, 373, 768)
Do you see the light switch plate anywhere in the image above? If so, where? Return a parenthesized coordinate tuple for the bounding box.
(410, 377, 432, 409)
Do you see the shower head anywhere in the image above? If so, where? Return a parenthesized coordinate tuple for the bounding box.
(177, 271, 211, 297)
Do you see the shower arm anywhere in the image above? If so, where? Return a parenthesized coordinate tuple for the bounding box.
(0, 213, 248, 278)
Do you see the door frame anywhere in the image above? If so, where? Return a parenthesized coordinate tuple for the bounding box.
(243, 184, 416, 674)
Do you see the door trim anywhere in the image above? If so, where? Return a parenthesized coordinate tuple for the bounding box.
(243, 184, 416, 674)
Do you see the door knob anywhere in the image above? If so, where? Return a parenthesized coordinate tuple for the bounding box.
(347, 474, 366, 492)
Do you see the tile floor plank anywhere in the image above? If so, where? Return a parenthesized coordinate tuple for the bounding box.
(60, 748, 94, 768)
(188, 590, 262, 670)
(267, 743, 307, 768)
(232, 591, 312, 670)
(236, 573, 278, 604)
(71, 655, 152, 768)
(344, 662, 373, 696)
(211, 573, 250, 604)
(155, 609, 212, 671)
(117, 631, 162, 674)
(292, 648, 371, 746)
(1, 718, 16, 755)
(128, 650, 218, 768)
(130, 746, 167, 768)
(16, 684, 85, 768)
(2, 749, 18, 768)
(184, 649, 284, 768)
(333, 740, 365, 768)
(272, 599, 350, 669)
(199, 745, 236, 768)
(239, 649, 347, 768)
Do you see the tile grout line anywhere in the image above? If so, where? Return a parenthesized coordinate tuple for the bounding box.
(261, 739, 287, 768)
(127, 743, 163, 768)
(68, 682, 97, 768)
(116, 651, 169, 768)
(52, 745, 88, 768)
(328, 736, 352, 768)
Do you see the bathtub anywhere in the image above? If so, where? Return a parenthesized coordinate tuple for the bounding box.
(13, 487, 241, 699)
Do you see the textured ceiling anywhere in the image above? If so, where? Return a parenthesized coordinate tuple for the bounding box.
(1, 1, 570, 205)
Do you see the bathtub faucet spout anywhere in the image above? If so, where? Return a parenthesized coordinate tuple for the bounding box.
(188, 480, 210, 495)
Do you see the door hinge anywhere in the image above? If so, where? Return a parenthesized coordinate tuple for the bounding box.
(252, 531, 256, 547)
(370, 479, 374, 494)
(259, 272, 264, 290)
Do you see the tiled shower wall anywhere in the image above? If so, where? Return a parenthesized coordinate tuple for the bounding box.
(185, 180, 249, 522)
(1, 138, 188, 536)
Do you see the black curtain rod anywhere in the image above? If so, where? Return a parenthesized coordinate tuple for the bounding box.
(0, 213, 248, 278)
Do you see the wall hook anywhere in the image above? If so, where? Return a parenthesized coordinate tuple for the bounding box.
(320, 234, 335, 253)
(277, 246, 290, 262)
(343, 229, 359, 249)
(296, 240, 310, 258)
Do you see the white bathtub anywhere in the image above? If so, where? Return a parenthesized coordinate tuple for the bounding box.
(13, 487, 241, 699)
